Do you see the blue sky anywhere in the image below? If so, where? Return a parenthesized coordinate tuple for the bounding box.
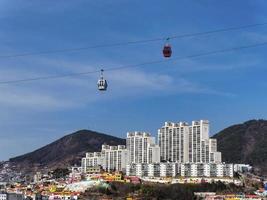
(1, 0, 267, 160)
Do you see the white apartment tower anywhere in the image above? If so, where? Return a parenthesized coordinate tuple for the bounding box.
(158, 120, 221, 164)
(101, 144, 128, 172)
(158, 122, 189, 163)
(126, 131, 160, 164)
(207, 138, 222, 163)
(81, 152, 102, 173)
(81, 144, 128, 173)
(189, 120, 209, 163)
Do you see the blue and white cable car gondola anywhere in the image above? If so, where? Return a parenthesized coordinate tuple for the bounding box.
(97, 69, 108, 91)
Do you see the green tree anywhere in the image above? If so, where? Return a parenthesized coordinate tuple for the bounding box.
(52, 168, 70, 179)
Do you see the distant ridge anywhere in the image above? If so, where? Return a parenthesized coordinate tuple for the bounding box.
(9, 129, 125, 172)
(213, 119, 267, 175)
(8, 119, 267, 175)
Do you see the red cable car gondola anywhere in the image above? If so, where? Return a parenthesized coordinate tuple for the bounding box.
(163, 38, 172, 58)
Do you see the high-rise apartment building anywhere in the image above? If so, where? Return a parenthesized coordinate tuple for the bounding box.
(189, 120, 209, 163)
(207, 139, 221, 163)
(158, 122, 189, 163)
(81, 119, 225, 177)
(126, 131, 160, 164)
(81, 145, 128, 172)
(101, 144, 128, 172)
(158, 120, 221, 164)
(81, 152, 102, 173)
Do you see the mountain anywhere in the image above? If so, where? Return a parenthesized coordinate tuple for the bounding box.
(213, 119, 267, 175)
(8, 120, 267, 175)
(9, 130, 125, 173)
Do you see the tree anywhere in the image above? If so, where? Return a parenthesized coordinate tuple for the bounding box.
(52, 168, 70, 179)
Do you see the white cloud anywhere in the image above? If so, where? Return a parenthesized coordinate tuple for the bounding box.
(0, 56, 235, 111)
(108, 70, 173, 89)
(0, 87, 75, 109)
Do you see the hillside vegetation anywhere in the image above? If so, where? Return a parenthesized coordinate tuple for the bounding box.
(213, 119, 267, 175)
(9, 130, 125, 172)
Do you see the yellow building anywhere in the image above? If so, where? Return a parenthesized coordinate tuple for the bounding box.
(101, 172, 123, 182)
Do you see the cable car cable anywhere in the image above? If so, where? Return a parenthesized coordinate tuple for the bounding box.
(0, 41, 267, 85)
(1, 22, 267, 59)
(168, 22, 267, 40)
